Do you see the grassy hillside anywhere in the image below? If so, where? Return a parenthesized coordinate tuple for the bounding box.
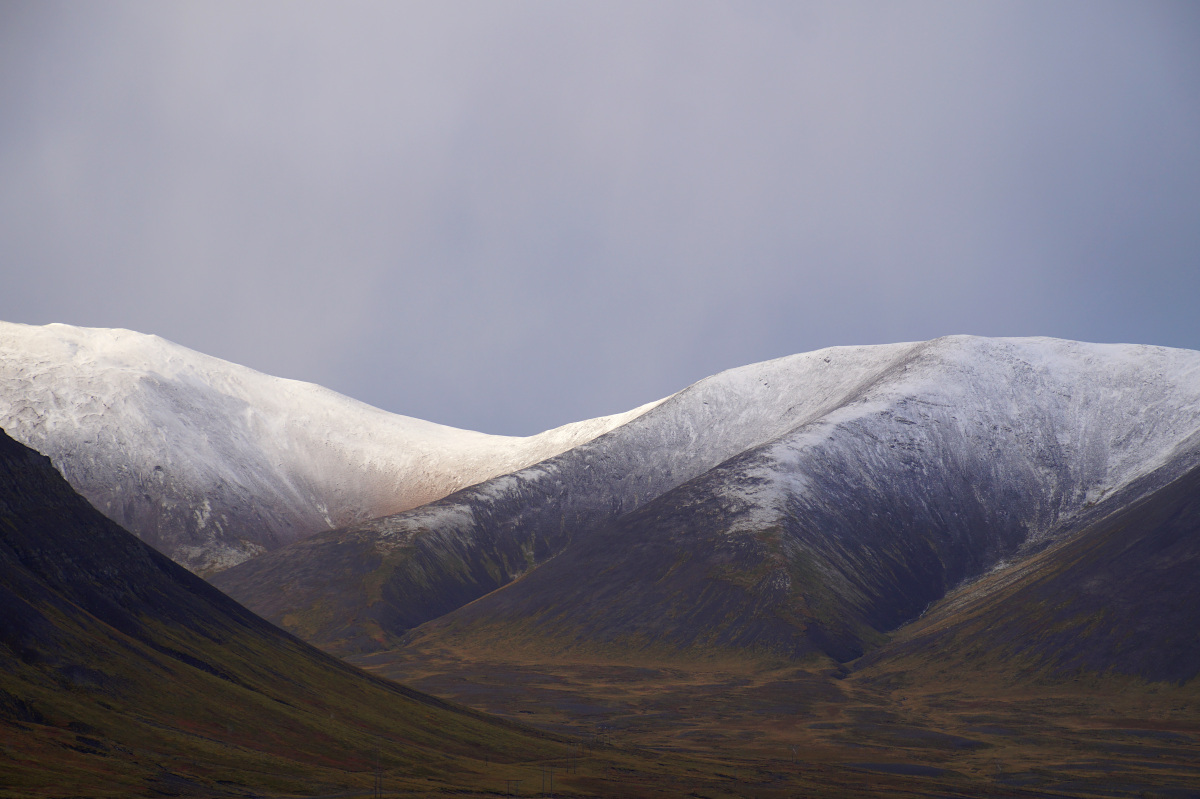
(0, 429, 573, 797)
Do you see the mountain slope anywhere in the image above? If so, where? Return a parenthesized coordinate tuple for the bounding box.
(0, 321, 658, 574)
(859, 438, 1200, 684)
(213, 339, 927, 650)
(398, 338, 1200, 665)
(0, 426, 573, 797)
(216, 336, 1200, 662)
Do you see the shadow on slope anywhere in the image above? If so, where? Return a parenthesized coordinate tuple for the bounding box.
(356, 456, 1200, 797)
(859, 442, 1200, 684)
(392, 414, 1200, 672)
(356, 429, 1200, 797)
(0, 428, 573, 797)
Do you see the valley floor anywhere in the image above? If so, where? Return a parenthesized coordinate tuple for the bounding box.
(352, 643, 1200, 798)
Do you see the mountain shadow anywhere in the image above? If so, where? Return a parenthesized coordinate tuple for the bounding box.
(0, 427, 571, 797)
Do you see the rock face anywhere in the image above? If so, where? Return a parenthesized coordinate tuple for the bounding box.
(214, 336, 1200, 668)
(0, 321, 659, 574)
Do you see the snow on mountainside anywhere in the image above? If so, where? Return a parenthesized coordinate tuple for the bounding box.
(215, 335, 1200, 658)
(713, 336, 1200, 548)
(0, 321, 662, 574)
(432, 336, 1200, 661)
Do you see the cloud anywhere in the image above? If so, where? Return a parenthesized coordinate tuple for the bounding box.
(2, 0, 1198, 433)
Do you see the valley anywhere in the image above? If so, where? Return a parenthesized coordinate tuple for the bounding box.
(360, 639, 1200, 798)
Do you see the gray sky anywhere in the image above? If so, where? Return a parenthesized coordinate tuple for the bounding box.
(2, 1, 1198, 435)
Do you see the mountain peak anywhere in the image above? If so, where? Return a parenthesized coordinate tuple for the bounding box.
(0, 320, 661, 573)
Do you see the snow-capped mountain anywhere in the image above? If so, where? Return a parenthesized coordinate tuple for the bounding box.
(214, 336, 1200, 665)
(0, 321, 660, 574)
(8, 321, 1200, 676)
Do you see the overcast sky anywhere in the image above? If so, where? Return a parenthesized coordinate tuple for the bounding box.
(2, 1, 1198, 434)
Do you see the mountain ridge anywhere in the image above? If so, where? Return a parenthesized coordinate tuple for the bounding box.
(212, 338, 930, 649)
(215, 335, 1200, 667)
(7, 328, 1200, 796)
(0, 320, 660, 574)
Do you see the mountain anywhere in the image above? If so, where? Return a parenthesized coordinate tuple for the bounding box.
(0, 425, 580, 797)
(9, 327, 1200, 797)
(0, 321, 659, 574)
(212, 338, 927, 650)
(214, 336, 1200, 667)
(861, 442, 1200, 684)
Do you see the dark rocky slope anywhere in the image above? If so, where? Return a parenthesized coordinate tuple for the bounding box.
(860, 441, 1200, 684)
(0, 428, 568, 797)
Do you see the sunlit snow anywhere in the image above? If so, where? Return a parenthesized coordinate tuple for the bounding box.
(0, 321, 663, 573)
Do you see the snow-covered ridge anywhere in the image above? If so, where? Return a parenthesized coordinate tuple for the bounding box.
(0, 321, 664, 573)
(213, 334, 1200, 656)
(708, 335, 1200, 551)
